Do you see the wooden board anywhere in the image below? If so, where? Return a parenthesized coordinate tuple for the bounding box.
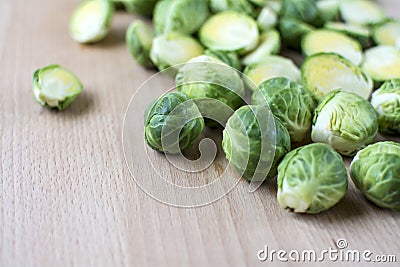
(1, 0, 399, 266)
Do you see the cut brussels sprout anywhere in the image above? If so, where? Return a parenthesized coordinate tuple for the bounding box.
(241, 30, 281, 66)
(302, 53, 373, 99)
(350, 142, 400, 211)
(222, 105, 290, 181)
(281, 0, 321, 26)
(312, 90, 378, 156)
(279, 18, 315, 50)
(302, 29, 363, 65)
(33, 65, 83, 110)
(176, 55, 245, 126)
(373, 20, 400, 48)
(204, 49, 242, 71)
(144, 91, 205, 154)
(153, 0, 208, 35)
(150, 32, 204, 73)
(126, 20, 154, 68)
(120, 0, 158, 16)
(277, 143, 348, 214)
(199, 11, 259, 55)
(339, 0, 387, 26)
(251, 77, 317, 143)
(209, 0, 254, 16)
(69, 0, 114, 44)
(316, 0, 339, 22)
(371, 79, 400, 134)
(325, 21, 371, 48)
(244, 55, 301, 91)
(362, 46, 400, 82)
(257, 6, 278, 31)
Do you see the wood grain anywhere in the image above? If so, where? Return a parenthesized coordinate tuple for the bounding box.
(1, 0, 399, 266)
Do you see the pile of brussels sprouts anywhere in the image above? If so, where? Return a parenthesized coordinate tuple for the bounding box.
(64, 0, 400, 214)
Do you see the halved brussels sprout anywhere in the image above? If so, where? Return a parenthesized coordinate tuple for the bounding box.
(325, 21, 371, 48)
(209, 0, 254, 16)
(222, 105, 290, 181)
(257, 6, 278, 31)
(371, 79, 400, 134)
(204, 49, 242, 71)
(302, 29, 363, 66)
(373, 20, 400, 48)
(199, 11, 259, 55)
(241, 30, 281, 66)
(126, 20, 154, 68)
(312, 90, 378, 156)
(33, 65, 83, 110)
(69, 0, 114, 44)
(302, 53, 373, 100)
(176, 55, 245, 126)
(279, 18, 315, 50)
(281, 0, 321, 26)
(153, 0, 208, 35)
(120, 0, 158, 16)
(277, 143, 348, 214)
(144, 91, 205, 154)
(251, 77, 317, 143)
(150, 32, 204, 73)
(362, 46, 400, 82)
(339, 0, 387, 26)
(350, 142, 400, 211)
(316, 0, 339, 22)
(244, 55, 301, 91)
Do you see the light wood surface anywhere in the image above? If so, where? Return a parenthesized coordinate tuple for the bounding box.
(1, 0, 399, 266)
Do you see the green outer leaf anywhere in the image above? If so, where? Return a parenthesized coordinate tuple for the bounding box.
(279, 18, 315, 50)
(126, 20, 155, 68)
(121, 0, 158, 16)
(204, 49, 242, 71)
(209, 0, 255, 16)
(277, 143, 348, 214)
(281, 0, 321, 26)
(350, 142, 400, 211)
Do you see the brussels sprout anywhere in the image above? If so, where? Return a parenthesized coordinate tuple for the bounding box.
(204, 49, 242, 71)
(279, 18, 315, 50)
(126, 20, 154, 68)
(362, 46, 400, 82)
(222, 105, 290, 181)
(150, 32, 204, 73)
(251, 77, 317, 143)
(241, 30, 281, 66)
(316, 0, 339, 22)
(33, 65, 83, 110)
(302, 53, 373, 100)
(373, 20, 400, 47)
(144, 91, 205, 154)
(199, 11, 259, 55)
(243, 55, 301, 91)
(339, 0, 387, 26)
(209, 0, 254, 16)
(120, 0, 158, 16)
(257, 6, 278, 31)
(312, 90, 378, 156)
(371, 79, 400, 134)
(302, 29, 363, 66)
(69, 0, 114, 44)
(176, 55, 245, 126)
(277, 143, 348, 214)
(153, 0, 208, 35)
(281, 0, 321, 26)
(325, 22, 372, 48)
(350, 142, 400, 211)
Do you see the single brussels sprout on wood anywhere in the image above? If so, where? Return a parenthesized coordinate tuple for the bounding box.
(144, 91, 205, 154)
(362, 46, 400, 82)
(222, 105, 290, 181)
(350, 142, 400, 211)
(312, 90, 378, 156)
(277, 143, 348, 214)
(126, 20, 154, 68)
